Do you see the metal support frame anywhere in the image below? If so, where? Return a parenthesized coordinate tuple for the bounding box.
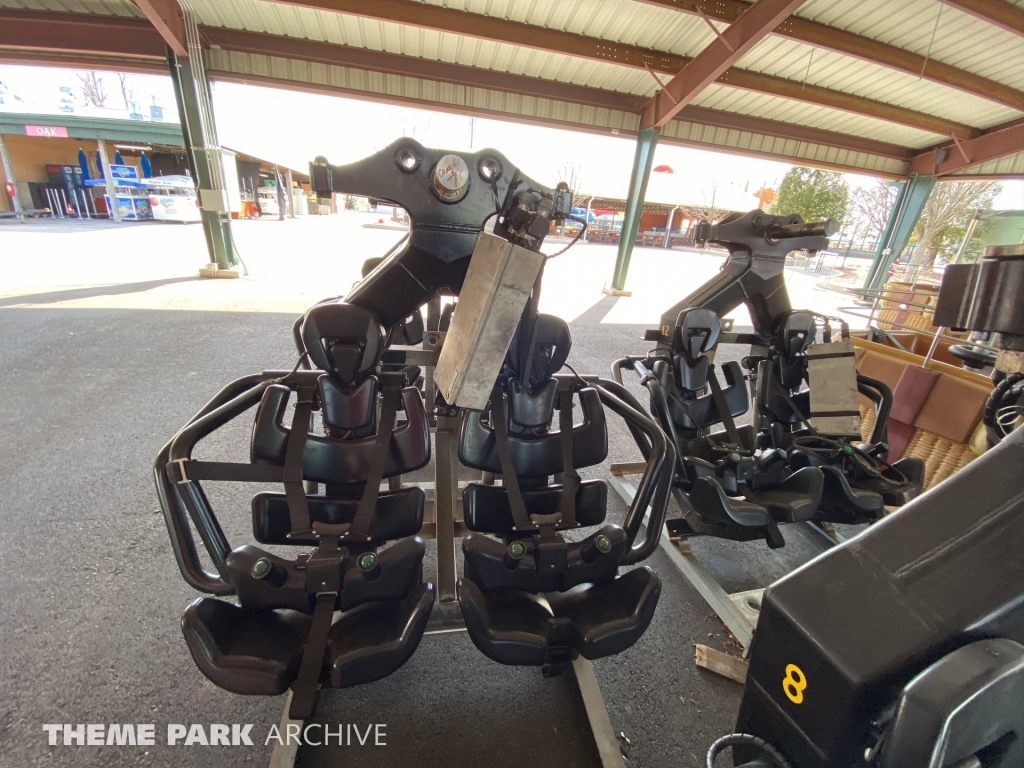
(268, 333, 623, 768)
(609, 127, 660, 293)
(640, 0, 807, 129)
(0, 133, 25, 221)
(167, 4, 241, 272)
(96, 138, 121, 223)
(864, 175, 936, 291)
(663, 205, 678, 248)
(607, 464, 840, 651)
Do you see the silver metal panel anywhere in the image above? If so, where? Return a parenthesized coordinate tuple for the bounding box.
(435, 233, 545, 411)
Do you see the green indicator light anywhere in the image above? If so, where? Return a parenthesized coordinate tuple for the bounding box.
(359, 552, 377, 572)
(251, 558, 272, 580)
(509, 541, 526, 559)
(595, 535, 612, 554)
(842, 445, 854, 454)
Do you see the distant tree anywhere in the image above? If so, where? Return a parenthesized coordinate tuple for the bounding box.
(555, 162, 588, 208)
(850, 179, 899, 241)
(698, 181, 723, 225)
(117, 73, 134, 110)
(76, 71, 108, 108)
(769, 166, 849, 225)
(909, 181, 1000, 266)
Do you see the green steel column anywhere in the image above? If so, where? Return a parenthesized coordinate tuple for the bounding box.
(864, 175, 935, 290)
(610, 127, 660, 292)
(169, 52, 240, 270)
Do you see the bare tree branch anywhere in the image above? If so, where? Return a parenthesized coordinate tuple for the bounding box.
(75, 71, 107, 108)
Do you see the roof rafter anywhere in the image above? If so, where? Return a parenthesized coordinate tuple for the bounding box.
(640, 0, 806, 129)
(268, 0, 978, 139)
(910, 118, 1024, 175)
(638, 0, 1024, 110)
(203, 26, 915, 161)
(133, 0, 189, 57)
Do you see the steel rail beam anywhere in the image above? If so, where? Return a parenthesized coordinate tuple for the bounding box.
(640, 0, 807, 129)
(639, 0, 1024, 110)
(909, 119, 1024, 176)
(133, 0, 190, 57)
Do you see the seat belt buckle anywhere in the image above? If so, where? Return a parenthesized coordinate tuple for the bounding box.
(533, 535, 568, 575)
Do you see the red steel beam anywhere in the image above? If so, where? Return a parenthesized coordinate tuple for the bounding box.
(639, 0, 1024, 110)
(910, 119, 1024, 176)
(269, 0, 976, 139)
(938, 0, 1024, 37)
(641, 0, 806, 129)
(133, 0, 189, 57)
(0, 9, 165, 59)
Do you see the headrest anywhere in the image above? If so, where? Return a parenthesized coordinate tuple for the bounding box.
(675, 308, 720, 363)
(508, 314, 571, 389)
(777, 311, 816, 359)
(301, 302, 385, 386)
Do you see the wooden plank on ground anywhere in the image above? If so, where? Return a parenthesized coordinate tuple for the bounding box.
(695, 644, 749, 684)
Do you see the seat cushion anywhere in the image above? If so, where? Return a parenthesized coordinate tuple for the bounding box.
(328, 582, 435, 688)
(462, 480, 607, 535)
(457, 567, 661, 666)
(817, 465, 885, 522)
(181, 598, 311, 696)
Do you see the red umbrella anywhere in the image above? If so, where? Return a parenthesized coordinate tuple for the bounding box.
(653, 165, 674, 173)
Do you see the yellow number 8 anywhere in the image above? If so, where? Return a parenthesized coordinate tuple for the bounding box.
(783, 664, 807, 704)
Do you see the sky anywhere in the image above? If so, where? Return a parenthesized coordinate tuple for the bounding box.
(2, 63, 1022, 210)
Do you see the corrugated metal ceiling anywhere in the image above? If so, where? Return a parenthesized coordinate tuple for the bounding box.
(2, 0, 1021, 176)
(797, 0, 1024, 87)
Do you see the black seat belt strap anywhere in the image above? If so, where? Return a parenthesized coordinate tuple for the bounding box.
(349, 375, 403, 540)
(168, 460, 285, 484)
(707, 365, 745, 449)
(283, 383, 317, 535)
(490, 391, 533, 533)
(557, 383, 578, 527)
(288, 592, 336, 720)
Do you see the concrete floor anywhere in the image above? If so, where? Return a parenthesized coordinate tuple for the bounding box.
(0, 216, 842, 767)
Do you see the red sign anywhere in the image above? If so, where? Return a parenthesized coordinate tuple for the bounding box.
(25, 125, 68, 138)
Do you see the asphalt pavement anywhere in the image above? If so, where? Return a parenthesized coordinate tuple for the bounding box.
(0, 233, 835, 768)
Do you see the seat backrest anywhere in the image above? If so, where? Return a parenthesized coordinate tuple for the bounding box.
(460, 314, 606, 476)
(459, 314, 609, 536)
(249, 302, 431, 544)
(655, 308, 748, 434)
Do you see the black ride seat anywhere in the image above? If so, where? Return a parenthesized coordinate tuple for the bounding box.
(179, 302, 435, 714)
(653, 308, 824, 548)
(757, 310, 923, 523)
(455, 315, 661, 673)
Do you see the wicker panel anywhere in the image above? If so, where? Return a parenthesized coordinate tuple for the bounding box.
(857, 404, 976, 489)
